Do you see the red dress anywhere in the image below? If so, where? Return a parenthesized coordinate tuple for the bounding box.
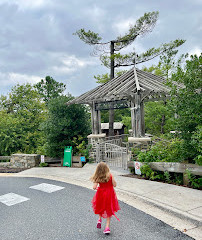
(92, 174, 120, 219)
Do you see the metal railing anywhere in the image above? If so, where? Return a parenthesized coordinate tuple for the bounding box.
(96, 142, 129, 169)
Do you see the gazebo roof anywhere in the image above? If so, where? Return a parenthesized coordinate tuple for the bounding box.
(68, 67, 181, 105)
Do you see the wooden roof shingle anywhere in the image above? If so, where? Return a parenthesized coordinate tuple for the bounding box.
(67, 67, 178, 105)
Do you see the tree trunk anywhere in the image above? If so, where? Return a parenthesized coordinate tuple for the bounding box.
(161, 101, 167, 134)
(109, 108, 114, 136)
(109, 41, 115, 137)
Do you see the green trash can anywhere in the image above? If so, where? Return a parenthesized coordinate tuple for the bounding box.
(63, 146, 72, 167)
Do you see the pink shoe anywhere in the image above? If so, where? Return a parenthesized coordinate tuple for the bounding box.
(103, 227, 110, 234)
(97, 219, 102, 229)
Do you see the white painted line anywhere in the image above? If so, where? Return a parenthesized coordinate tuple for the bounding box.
(0, 193, 30, 206)
(29, 183, 65, 193)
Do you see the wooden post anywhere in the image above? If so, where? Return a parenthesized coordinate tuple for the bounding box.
(140, 101, 145, 136)
(98, 110, 101, 134)
(109, 41, 115, 137)
(135, 93, 142, 137)
(131, 99, 136, 137)
(90, 103, 95, 134)
(92, 102, 99, 134)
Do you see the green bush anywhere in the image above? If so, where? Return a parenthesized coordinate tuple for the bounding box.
(39, 162, 48, 167)
(140, 164, 161, 180)
(164, 171, 171, 183)
(137, 139, 185, 163)
(185, 170, 202, 189)
(173, 173, 183, 185)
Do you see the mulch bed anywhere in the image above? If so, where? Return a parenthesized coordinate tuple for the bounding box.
(0, 168, 28, 173)
(121, 174, 146, 180)
(121, 173, 202, 190)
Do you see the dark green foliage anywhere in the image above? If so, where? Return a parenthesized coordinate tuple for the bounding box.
(139, 165, 189, 187)
(191, 126, 202, 165)
(140, 164, 161, 180)
(41, 95, 91, 157)
(73, 28, 102, 45)
(164, 171, 171, 183)
(185, 170, 202, 189)
(72, 136, 92, 160)
(144, 101, 176, 135)
(34, 76, 66, 104)
(173, 173, 183, 185)
(170, 54, 202, 161)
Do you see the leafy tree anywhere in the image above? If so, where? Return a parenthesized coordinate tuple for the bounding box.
(41, 95, 91, 157)
(170, 54, 202, 161)
(142, 53, 188, 80)
(34, 76, 66, 104)
(74, 12, 185, 69)
(144, 101, 175, 135)
(0, 84, 46, 155)
(74, 11, 185, 136)
(94, 70, 127, 84)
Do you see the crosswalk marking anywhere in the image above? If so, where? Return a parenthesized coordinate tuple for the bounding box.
(29, 183, 65, 193)
(0, 193, 30, 206)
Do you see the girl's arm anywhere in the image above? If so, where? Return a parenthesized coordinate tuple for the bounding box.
(112, 175, 117, 187)
(93, 182, 98, 190)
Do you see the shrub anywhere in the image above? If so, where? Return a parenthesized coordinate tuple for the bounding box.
(39, 162, 48, 167)
(140, 164, 161, 180)
(185, 170, 202, 189)
(137, 139, 185, 163)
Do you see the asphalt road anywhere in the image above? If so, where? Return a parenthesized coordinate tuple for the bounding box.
(0, 177, 193, 240)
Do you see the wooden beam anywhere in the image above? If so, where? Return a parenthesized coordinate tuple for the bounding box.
(90, 103, 95, 134)
(92, 102, 99, 134)
(135, 93, 142, 137)
(134, 67, 140, 92)
(127, 161, 202, 176)
(130, 100, 136, 137)
(140, 101, 145, 136)
(98, 110, 101, 134)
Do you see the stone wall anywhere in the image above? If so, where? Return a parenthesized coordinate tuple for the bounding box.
(9, 154, 40, 168)
(0, 156, 11, 168)
(0, 162, 11, 168)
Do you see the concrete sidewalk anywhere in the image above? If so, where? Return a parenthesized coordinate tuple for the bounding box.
(1, 163, 202, 239)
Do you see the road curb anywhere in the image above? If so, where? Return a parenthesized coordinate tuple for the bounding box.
(0, 173, 201, 239)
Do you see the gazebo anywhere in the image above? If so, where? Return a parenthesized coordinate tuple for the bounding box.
(67, 67, 174, 140)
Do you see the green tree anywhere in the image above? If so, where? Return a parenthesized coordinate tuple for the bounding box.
(74, 11, 185, 136)
(94, 70, 127, 84)
(0, 84, 46, 155)
(170, 54, 202, 161)
(34, 76, 66, 104)
(74, 12, 185, 70)
(144, 101, 175, 135)
(41, 95, 91, 157)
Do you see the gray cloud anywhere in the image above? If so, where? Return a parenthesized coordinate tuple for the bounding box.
(0, 0, 201, 96)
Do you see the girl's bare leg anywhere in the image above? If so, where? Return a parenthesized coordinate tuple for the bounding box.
(99, 215, 102, 221)
(106, 217, 111, 228)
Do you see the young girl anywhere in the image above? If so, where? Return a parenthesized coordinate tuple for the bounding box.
(91, 162, 120, 234)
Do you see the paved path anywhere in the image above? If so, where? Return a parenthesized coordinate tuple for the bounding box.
(0, 177, 194, 240)
(0, 163, 202, 239)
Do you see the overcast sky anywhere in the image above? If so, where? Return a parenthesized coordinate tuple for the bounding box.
(0, 0, 201, 97)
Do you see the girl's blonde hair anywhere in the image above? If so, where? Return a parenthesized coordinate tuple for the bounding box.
(91, 162, 110, 183)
